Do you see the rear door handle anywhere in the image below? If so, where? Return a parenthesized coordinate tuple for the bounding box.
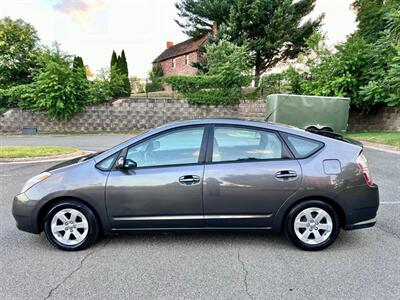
(275, 170, 297, 180)
(179, 175, 201, 186)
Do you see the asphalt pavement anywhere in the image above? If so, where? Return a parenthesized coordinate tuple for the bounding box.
(0, 134, 399, 299)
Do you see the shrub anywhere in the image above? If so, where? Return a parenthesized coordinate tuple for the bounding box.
(258, 66, 304, 96)
(146, 63, 164, 92)
(31, 46, 89, 120)
(88, 67, 129, 103)
(259, 73, 285, 95)
(88, 79, 112, 103)
(0, 84, 35, 110)
(145, 81, 164, 93)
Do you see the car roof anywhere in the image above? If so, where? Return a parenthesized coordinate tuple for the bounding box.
(94, 118, 360, 163)
(157, 118, 303, 134)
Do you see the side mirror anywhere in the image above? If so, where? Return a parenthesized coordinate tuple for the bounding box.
(116, 156, 137, 169)
(152, 140, 160, 151)
(116, 156, 126, 169)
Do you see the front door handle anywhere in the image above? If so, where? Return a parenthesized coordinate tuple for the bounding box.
(275, 170, 297, 180)
(179, 175, 201, 186)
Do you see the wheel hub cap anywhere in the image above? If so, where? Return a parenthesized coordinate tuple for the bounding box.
(51, 208, 89, 246)
(294, 207, 333, 245)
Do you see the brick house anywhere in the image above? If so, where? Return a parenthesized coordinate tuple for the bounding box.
(152, 35, 208, 77)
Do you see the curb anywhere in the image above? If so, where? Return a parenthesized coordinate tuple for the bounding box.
(0, 150, 95, 165)
(361, 141, 400, 155)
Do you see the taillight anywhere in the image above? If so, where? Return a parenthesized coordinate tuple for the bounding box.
(357, 153, 373, 186)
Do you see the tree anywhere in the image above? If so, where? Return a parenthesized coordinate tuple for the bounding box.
(149, 63, 164, 82)
(32, 44, 89, 119)
(297, 0, 400, 111)
(0, 17, 40, 87)
(175, 0, 322, 85)
(175, 0, 231, 38)
(110, 50, 118, 69)
(109, 50, 131, 97)
(119, 50, 131, 96)
(351, 0, 396, 42)
(204, 38, 251, 88)
(228, 0, 321, 85)
(72, 56, 87, 81)
(147, 63, 164, 92)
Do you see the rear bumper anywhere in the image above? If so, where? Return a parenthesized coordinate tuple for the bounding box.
(345, 217, 376, 230)
(336, 183, 379, 231)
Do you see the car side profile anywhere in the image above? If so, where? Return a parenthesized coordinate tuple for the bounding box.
(12, 119, 379, 251)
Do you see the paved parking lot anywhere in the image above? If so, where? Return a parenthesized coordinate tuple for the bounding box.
(1, 135, 399, 299)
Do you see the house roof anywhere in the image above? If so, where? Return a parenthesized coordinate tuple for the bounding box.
(153, 35, 208, 63)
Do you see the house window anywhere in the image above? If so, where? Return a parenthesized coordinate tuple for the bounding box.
(172, 58, 176, 68)
(185, 54, 189, 65)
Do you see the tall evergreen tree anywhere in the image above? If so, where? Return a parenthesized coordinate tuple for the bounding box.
(110, 50, 121, 97)
(110, 50, 118, 69)
(119, 50, 131, 96)
(72, 56, 87, 80)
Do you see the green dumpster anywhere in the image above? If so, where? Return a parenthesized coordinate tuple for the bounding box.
(266, 94, 350, 133)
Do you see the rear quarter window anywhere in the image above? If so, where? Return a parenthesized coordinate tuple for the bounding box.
(283, 134, 324, 158)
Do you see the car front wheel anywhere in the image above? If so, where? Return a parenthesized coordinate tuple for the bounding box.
(43, 200, 99, 251)
(285, 200, 340, 251)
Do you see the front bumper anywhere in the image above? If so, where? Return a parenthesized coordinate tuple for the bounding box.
(12, 193, 40, 234)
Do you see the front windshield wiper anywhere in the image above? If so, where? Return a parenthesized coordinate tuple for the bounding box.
(79, 151, 104, 162)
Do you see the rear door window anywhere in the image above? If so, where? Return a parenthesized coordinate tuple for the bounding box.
(212, 126, 285, 162)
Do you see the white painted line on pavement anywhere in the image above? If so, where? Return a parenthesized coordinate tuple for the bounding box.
(380, 202, 400, 204)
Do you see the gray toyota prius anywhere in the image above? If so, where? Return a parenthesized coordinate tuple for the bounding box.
(12, 119, 379, 251)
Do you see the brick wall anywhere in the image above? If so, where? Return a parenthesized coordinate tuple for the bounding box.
(0, 97, 398, 133)
(160, 51, 198, 76)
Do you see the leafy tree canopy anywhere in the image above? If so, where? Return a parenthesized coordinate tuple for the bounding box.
(175, 0, 322, 83)
(0, 17, 40, 87)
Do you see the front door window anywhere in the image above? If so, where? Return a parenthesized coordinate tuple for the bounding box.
(126, 127, 205, 168)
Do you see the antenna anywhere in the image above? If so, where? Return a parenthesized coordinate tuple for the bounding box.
(265, 95, 289, 122)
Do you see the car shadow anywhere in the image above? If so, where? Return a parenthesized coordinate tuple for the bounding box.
(15, 228, 371, 253)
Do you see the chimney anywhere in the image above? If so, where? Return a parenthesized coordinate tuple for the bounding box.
(166, 41, 174, 49)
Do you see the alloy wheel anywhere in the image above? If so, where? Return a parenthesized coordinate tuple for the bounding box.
(50, 208, 89, 246)
(294, 207, 333, 245)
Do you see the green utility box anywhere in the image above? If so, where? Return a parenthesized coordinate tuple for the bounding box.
(266, 94, 350, 133)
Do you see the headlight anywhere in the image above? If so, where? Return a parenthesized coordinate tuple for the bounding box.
(21, 172, 51, 193)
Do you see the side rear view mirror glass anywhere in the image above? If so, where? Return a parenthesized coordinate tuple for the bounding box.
(116, 157, 125, 169)
(116, 156, 137, 169)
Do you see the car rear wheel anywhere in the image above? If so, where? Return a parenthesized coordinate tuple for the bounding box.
(44, 200, 99, 251)
(285, 200, 340, 251)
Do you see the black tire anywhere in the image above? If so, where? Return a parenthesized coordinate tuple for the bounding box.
(284, 200, 340, 251)
(44, 200, 99, 251)
(321, 127, 334, 132)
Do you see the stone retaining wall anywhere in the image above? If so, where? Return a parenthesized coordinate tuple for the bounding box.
(348, 107, 400, 132)
(0, 97, 398, 133)
(0, 98, 266, 133)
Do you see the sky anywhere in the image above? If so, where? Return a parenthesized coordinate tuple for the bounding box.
(0, 0, 358, 78)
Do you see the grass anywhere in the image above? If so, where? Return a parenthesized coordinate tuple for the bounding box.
(345, 131, 400, 147)
(0, 146, 78, 158)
